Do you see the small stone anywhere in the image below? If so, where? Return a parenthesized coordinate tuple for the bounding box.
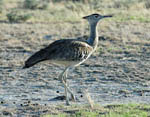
(3, 111, 11, 116)
(28, 101, 31, 103)
(32, 103, 38, 106)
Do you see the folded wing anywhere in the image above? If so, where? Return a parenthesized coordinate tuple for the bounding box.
(23, 39, 93, 68)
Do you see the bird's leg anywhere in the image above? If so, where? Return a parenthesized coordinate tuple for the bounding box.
(58, 68, 67, 81)
(62, 69, 68, 104)
(63, 69, 76, 102)
(63, 75, 69, 105)
(59, 67, 70, 105)
(59, 67, 76, 105)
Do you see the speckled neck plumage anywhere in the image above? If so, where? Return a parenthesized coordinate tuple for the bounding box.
(87, 22, 98, 49)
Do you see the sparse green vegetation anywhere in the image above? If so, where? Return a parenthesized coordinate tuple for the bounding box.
(41, 104, 150, 117)
(23, 0, 40, 9)
(0, 0, 3, 13)
(113, 0, 137, 9)
(23, 0, 49, 10)
(7, 9, 32, 23)
(0, 0, 149, 23)
(145, 0, 150, 9)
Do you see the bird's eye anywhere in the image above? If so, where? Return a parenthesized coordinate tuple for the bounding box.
(94, 15, 99, 18)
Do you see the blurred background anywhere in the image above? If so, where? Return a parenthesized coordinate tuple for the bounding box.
(0, 0, 150, 23)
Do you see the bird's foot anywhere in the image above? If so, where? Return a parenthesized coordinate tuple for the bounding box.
(66, 101, 70, 106)
(70, 94, 76, 102)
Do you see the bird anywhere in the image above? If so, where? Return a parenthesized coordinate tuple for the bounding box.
(23, 13, 112, 105)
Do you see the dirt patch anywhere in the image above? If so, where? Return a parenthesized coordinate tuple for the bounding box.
(1, 21, 150, 116)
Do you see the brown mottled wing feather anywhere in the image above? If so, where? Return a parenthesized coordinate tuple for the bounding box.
(23, 39, 93, 68)
(23, 47, 49, 68)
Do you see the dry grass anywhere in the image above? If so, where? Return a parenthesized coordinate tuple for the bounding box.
(0, 0, 150, 23)
(84, 90, 94, 109)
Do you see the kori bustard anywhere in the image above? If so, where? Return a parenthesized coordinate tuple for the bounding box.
(23, 13, 112, 105)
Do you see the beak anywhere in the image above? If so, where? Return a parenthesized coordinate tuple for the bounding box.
(82, 15, 89, 19)
(103, 15, 113, 18)
(83, 14, 113, 19)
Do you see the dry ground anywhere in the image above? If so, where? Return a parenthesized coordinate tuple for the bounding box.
(0, 0, 150, 116)
(0, 20, 150, 116)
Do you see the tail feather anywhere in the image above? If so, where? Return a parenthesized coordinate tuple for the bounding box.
(23, 49, 47, 69)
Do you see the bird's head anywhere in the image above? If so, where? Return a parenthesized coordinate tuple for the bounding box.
(83, 13, 112, 24)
